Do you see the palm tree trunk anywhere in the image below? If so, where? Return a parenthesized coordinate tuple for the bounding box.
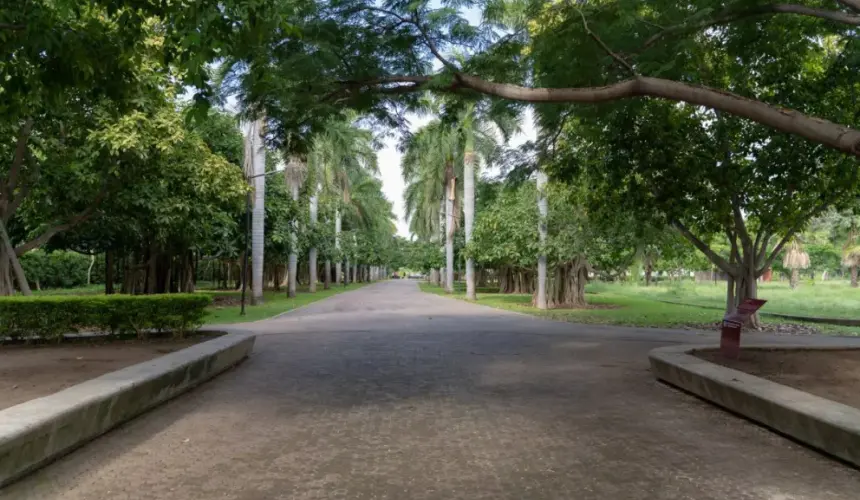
(790, 268, 799, 290)
(335, 209, 342, 284)
(288, 182, 299, 298)
(851, 265, 858, 288)
(249, 118, 266, 305)
(308, 191, 318, 293)
(464, 143, 476, 300)
(445, 178, 455, 294)
(324, 259, 331, 289)
(535, 170, 548, 310)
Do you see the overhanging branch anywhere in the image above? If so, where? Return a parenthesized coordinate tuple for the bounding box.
(673, 220, 735, 274)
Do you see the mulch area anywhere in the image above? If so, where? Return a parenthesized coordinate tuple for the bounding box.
(681, 321, 822, 335)
(0, 335, 213, 411)
(695, 348, 860, 411)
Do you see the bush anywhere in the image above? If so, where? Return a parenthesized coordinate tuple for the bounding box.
(19, 250, 93, 289)
(0, 294, 212, 341)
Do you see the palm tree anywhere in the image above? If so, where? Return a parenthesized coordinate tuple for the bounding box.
(535, 169, 548, 309)
(309, 117, 378, 286)
(243, 117, 267, 304)
(402, 121, 461, 293)
(456, 105, 512, 300)
(783, 239, 810, 289)
(284, 155, 307, 297)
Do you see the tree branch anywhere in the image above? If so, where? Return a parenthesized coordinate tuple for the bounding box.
(349, 6, 459, 71)
(577, 9, 637, 75)
(643, 4, 860, 50)
(344, 72, 860, 156)
(3, 118, 34, 208)
(4, 153, 39, 221)
(13, 186, 109, 256)
(0, 23, 25, 31)
(452, 74, 860, 157)
(673, 220, 735, 274)
(837, 0, 860, 12)
(732, 195, 754, 259)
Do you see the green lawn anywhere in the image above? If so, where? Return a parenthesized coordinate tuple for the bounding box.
(204, 283, 369, 324)
(420, 281, 860, 335)
(591, 280, 860, 319)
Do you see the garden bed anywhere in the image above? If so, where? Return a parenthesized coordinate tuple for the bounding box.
(695, 348, 860, 411)
(0, 333, 217, 410)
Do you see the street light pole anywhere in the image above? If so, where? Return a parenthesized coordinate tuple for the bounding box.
(240, 169, 281, 316)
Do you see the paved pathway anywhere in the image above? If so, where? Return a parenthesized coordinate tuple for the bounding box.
(6, 281, 860, 499)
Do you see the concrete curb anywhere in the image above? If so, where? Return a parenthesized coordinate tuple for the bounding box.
(650, 344, 860, 466)
(0, 331, 256, 488)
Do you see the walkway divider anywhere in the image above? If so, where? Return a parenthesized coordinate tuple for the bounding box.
(0, 331, 255, 488)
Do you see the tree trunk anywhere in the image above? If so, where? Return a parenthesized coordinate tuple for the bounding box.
(308, 190, 318, 293)
(105, 250, 114, 294)
(324, 259, 331, 289)
(335, 209, 342, 284)
(644, 262, 653, 286)
(288, 182, 299, 298)
(790, 268, 800, 289)
(0, 219, 31, 295)
(445, 177, 455, 294)
(249, 117, 266, 305)
(464, 145, 476, 300)
(851, 265, 858, 288)
(344, 258, 350, 286)
(536, 170, 548, 310)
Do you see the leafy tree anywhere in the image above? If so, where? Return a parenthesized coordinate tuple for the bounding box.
(209, 0, 860, 157)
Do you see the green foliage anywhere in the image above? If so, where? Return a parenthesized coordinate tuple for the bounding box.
(0, 294, 212, 341)
(19, 250, 91, 289)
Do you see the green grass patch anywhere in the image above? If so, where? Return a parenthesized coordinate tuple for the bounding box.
(420, 282, 860, 335)
(589, 280, 860, 320)
(204, 283, 369, 324)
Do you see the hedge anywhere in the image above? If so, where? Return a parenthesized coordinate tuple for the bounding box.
(0, 294, 212, 341)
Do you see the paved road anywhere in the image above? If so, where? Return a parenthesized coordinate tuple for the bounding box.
(6, 280, 860, 499)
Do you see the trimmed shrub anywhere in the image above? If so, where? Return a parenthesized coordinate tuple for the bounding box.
(0, 294, 212, 341)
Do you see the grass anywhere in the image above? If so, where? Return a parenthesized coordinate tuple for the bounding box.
(203, 283, 369, 324)
(592, 280, 860, 319)
(420, 281, 860, 335)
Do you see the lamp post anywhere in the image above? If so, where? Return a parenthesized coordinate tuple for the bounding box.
(240, 169, 282, 316)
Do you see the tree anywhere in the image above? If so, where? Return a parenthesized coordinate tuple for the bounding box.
(554, 19, 859, 324)
(284, 155, 307, 297)
(401, 121, 461, 293)
(308, 117, 378, 285)
(243, 118, 268, 303)
(783, 239, 811, 289)
(211, 0, 860, 159)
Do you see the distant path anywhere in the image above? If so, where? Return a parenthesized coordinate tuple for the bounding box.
(6, 280, 860, 499)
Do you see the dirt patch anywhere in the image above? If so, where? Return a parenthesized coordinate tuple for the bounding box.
(211, 295, 242, 307)
(0, 337, 210, 411)
(695, 348, 860, 410)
